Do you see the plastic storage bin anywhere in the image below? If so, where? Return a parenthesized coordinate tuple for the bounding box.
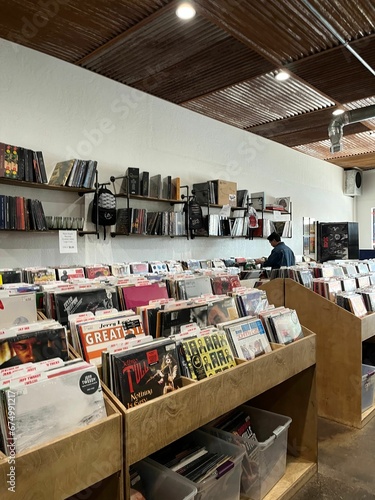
(362, 364, 375, 412)
(133, 459, 197, 500)
(147, 429, 245, 500)
(206, 406, 292, 500)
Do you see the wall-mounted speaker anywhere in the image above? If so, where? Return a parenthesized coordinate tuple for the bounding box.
(344, 168, 362, 196)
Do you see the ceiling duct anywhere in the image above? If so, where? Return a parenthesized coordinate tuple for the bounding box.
(328, 105, 375, 153)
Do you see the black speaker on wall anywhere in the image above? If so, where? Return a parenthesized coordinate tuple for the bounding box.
(344, 168, 362, 196)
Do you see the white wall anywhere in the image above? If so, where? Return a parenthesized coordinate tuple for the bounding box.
(0, 38, 354, 268)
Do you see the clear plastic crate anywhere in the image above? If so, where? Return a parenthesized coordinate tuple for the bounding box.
(147, 429, 245, 500)
(133, 459, 197, 500)
(362, 364, 375, 412)
(206, 406, 292, 500)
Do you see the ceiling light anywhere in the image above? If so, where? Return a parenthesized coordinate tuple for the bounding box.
(332, 108, 345, 116)
(176, 2, 196, 19)
(274, 70, 290, 81)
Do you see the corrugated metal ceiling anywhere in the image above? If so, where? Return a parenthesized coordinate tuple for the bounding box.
(0, 0, 373, 168)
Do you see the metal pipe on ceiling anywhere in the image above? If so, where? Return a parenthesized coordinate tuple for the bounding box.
(300, 0, 375, 153)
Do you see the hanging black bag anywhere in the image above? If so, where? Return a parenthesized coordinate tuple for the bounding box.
(91, 185, 117, 240)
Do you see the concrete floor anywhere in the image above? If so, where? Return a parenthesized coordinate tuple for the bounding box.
(292, 417, 375, 499)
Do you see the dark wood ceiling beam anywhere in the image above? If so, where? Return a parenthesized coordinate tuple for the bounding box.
(75, 0, 179, 65)
(327, 152, 375, 169)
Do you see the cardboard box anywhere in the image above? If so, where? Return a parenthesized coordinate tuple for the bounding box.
(214, 180, 237, 206)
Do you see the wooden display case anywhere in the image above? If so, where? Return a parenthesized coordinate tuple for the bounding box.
(108, 329, 317, 500)
(0, 391, 123, 500)
(283, 278, 375, 428)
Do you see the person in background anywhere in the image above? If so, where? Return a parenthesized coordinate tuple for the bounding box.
(255, 231, 295, 270)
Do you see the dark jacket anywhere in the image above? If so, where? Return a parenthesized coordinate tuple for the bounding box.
(263, 242, 295, 269)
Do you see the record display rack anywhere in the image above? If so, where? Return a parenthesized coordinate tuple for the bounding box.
(262, 278, 375, 428)
(0, 387, 123, 500)
(106, 328, 317, 500)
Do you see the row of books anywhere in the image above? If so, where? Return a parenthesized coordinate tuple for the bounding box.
(0, 195, 47, 231)
(120, 167, 181, 200)
(48, 158, 97, 189)
(116, 208, 186, 236)
(0, 143, 47, 183)
(192, 180, 237, 207)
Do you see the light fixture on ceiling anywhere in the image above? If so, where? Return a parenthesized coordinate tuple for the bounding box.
(274, 70, 290, 81)
(332, 108, 345, 116)
(176, 2, 196, 20)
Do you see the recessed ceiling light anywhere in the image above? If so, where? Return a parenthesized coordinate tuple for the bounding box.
(274, 70, 290, 81)
(176, 2, 196, 19)
(332, 108, 345, 116)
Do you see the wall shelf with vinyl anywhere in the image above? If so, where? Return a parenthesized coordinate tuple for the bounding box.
(110, 175, 188, 240)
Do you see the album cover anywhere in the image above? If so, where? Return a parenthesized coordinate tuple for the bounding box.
(0, 326, 69, 370)
(54, 288, 115, 325)
(6, 363, 106, 454)
(113, 338, 180, 408)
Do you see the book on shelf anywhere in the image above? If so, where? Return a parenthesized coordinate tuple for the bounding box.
(3, 145, 18, 180)
(192, 181, 212, 205)
(236, 189, 248, 208)
(35, 151, 48, 183)
(149, 174, 162, 198)
(23, 149, 34, 182)
(126, 167, 140, 195)
(162, 175, 172, 199)
(116, 207, 131, 235)
(140, 171, 150, 197)
(250, 192, 264, 211)
(0, 143, 5, 177)
(171, 177, 181, 200)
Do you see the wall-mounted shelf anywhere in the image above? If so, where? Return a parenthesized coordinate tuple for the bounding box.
(0, 177, 95, 195)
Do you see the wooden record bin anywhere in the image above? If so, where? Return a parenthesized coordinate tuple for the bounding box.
(0, 390, 123, 500)
(280, 278, 375, 428)
(106, 329, 317, 500)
